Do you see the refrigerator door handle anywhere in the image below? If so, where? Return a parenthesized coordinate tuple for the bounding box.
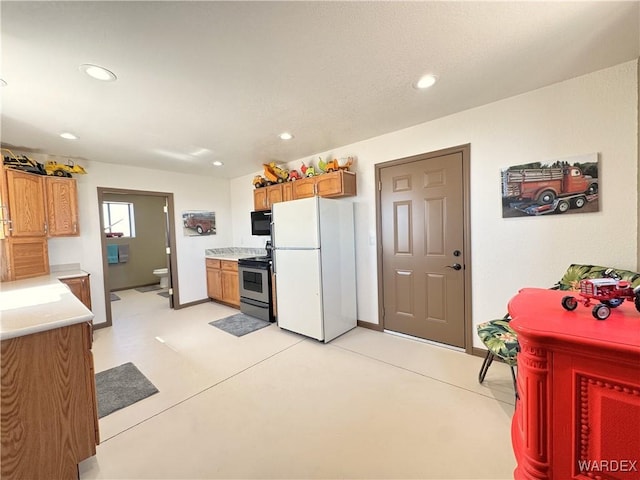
(270, 221, 276, 274)
(270, 220, 276, 248)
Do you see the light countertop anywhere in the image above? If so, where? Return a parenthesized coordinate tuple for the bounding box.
(205, 253, 256, 261)
(0, 269, 93, 341)
(204, 247, 266, 262)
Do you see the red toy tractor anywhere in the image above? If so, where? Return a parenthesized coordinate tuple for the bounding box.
(561, 269, 640, 320)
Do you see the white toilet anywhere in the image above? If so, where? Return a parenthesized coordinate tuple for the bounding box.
(153, 268, 169, 289)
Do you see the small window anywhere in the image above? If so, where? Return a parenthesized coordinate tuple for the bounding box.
(103, 201, 136, 237)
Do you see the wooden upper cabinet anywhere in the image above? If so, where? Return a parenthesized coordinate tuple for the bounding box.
(253, 183, 285, 211)
(254, 171, 356, 210)
(291, 177, 316, 199)
(315, 170, 356, 197)
(5, 169, 47, 237)
(1, 236, 49, 281)
(292, 170, 357, 200)
(253, 187, 268, 211)
(282, 182, 293, 202)
(46, 177, 79, 237)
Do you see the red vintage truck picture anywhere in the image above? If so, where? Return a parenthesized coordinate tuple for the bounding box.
(182, 211, 216, 235)
(501, 156, 599, 217)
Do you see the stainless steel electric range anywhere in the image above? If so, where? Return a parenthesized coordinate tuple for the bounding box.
(237, 255, 274, 323)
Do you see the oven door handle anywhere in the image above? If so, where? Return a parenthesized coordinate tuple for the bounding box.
(240, 296, 268, 308)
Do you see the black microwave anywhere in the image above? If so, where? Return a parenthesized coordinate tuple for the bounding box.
(250, 210, 272, 236)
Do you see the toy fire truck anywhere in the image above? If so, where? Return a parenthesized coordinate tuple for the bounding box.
(561, 270, 640, 320)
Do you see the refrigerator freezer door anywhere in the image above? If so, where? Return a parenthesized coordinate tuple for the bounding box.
(274, 249, 324, 341)
(272, 197, 320, 249)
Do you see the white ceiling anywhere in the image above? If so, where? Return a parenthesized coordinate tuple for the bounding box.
(1, 1, 638, 179)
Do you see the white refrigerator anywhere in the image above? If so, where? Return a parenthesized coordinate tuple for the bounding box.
(272, 196, 357, 342)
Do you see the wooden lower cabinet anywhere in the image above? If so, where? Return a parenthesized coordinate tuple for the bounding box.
(206, 260, 223, 299)
(59, 274, 92, 310)
(206, 258, 239, 307)
(1, 322, 99, 480)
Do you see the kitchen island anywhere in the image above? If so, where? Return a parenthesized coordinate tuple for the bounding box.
(1, 269, 99, 480)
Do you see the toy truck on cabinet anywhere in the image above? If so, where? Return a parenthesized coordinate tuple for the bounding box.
(561, 271, 640, 320)
(502, 166, 598, 205)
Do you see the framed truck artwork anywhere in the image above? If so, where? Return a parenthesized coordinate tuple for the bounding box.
(501, 153, 599, 218)
(182, 210, 216, 236)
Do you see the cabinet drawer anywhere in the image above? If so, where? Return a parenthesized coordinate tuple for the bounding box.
(206, 258, 221, 269)
(221, 260, 238, 272)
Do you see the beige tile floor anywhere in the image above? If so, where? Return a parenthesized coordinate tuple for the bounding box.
(80, 288, 516, 479)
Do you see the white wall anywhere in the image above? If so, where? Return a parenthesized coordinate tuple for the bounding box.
(231, 60, 639, 347)
(47, 161, 232, 325)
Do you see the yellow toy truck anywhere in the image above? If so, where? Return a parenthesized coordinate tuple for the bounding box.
(45, 160, 87, 177)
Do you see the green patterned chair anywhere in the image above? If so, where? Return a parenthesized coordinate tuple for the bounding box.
(477, 263, 640, 397)
(477, 314, 519, 394)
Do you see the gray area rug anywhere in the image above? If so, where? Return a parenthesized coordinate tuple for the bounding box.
(135, 284, 162, 293)
(209, 313, 270, 337)
(95, 362, 159, 418)
(110, 293, 121, 301)
(157, 291, 170, 298)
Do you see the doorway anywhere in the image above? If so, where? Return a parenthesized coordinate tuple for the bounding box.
(376, 144, 472, 351)
(97, 187, 179, 328)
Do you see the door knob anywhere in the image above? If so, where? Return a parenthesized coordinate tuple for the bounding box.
(446, 263, 462, 271)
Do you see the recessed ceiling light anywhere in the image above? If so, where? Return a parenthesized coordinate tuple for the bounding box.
(279, 132, 293, 140)
(60, 132, 78, 140)
(414, 74, 438, 90)
(212, 161, 224, 167)
(79, 64, 117, 82)
(0, 79, 7, 87)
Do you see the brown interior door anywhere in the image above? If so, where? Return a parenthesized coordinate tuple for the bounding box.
(380, 150, 466, 348)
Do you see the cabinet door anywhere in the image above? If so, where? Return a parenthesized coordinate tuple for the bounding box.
(253, 188, 268, 211)
(266, 184, 283, 207)
(292, 177, 316, 199)
(315, 170, 357, 198)
(221, 270, 239, 306)
(315, 171, 343, 197)
(82, 323, 100, 446)
(1, 323, 98, 479)
(60, 275, 92, 311)
(207, 267, 223, 300)
(3, 236, 49, 281)
(46, 177, 79, 237)
(282, 182, 293, 202)
(5, 169, 46, 237)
